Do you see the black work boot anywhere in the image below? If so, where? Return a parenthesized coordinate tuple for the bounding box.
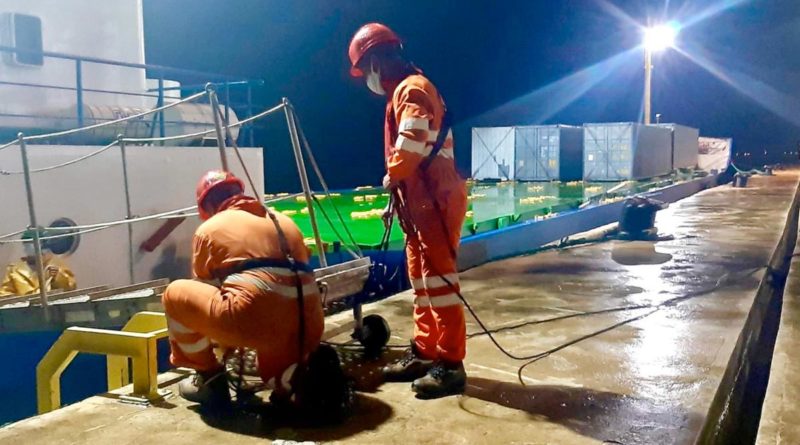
(411, 361, 466, 399)
(381, 344, 434, 382)
(178, 368, 231, 407)
(296, 345, 356, 424)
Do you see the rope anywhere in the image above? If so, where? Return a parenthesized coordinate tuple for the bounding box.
(456, 256, 764, 384)
(43, 205, 198, 231)
(0, 226, 109, 244)
(214, 105, 261, 201)
(392, 166, 767, 385)
(731, 162, 765, 175)
(0, 139, 17, 153)
(311, 194, 360, 258)
(0, 194, 300, 242)
(0, 228, 27, 241)
(291, 105, 363, 257)
(0, 141, 118, 175)
(216, 102, 310, 374)
(121, 102, 285, 144)
(15, 91, 207, 143)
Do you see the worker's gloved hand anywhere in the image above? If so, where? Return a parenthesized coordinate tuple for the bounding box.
(382, 174, 395, 190)
(46, 265, 59, 278)
(382, 202, 394, 229)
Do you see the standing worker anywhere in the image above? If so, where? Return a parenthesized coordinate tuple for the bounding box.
(0, 228, 76, 298)
(163, 170, 350, 418)
(348, 23, 468, 398)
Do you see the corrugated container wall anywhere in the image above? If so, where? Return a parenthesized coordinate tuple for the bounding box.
(471, 127, 516, 180)
(583, 122, 672, 181)
(514, 125, 583, 181)
(656, 123, 699, 169)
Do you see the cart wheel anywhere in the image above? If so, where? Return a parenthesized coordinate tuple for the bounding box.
(359, 314, 390, 358)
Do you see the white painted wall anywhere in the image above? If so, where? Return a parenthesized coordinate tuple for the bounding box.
(0, 0, 149, 123)
(0, 145, 264, 290)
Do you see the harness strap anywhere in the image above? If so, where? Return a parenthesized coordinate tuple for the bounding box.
(233, 257, 314, 274)
(419, 109, 452, 172)
(262, 209, 307, 367)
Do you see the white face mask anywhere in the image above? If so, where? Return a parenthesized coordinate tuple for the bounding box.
(23, 243, 49, 260)
(23, 243, 35, 258)
(366, 61, 385, 96)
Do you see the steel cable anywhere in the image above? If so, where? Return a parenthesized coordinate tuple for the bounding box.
(0, 139, 18, 153)
(121, 102, 285, 144)
(290, 105, 364, 257)
(13, 91, 207, 143)
(0, 226, 110, 244)
(0, 141, 118, 175)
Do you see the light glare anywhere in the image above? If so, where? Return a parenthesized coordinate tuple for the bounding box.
(643, 24, 678, 51)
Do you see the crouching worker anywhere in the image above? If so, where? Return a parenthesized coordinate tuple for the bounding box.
(163, 170, 351, 419)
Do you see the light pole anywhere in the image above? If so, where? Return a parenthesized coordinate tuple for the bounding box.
(643, 24, 678, 124)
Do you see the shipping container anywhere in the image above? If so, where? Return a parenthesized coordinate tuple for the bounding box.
(656, 123, 699, 169)
(583, 122, 672, 181)
(471, 127, 516, 180)
(514, 125, 583, 181)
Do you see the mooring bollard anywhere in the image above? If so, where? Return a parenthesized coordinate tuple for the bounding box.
(733, 173, 750, 188)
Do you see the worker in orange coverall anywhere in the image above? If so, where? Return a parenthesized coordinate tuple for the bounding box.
(349, 23, 469, 398)
(163, 170, 330, 409)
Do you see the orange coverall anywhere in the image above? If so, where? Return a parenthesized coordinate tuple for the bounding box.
(384, 73, 468, 364)
(162, 195, 324, 387)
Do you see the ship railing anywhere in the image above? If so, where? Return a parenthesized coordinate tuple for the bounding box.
(0, 95, 361, 316)
(0, 45, 262, 144)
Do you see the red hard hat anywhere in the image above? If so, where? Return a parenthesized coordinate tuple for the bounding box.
(195, 170, 244, 220)
(348, 22, 401, 77)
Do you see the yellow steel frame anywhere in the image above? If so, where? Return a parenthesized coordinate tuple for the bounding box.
(36, 312, 168, 414)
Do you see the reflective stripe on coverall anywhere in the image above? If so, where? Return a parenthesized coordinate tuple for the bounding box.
(384, 73, 468, 363)
(161, 195, 324, 387)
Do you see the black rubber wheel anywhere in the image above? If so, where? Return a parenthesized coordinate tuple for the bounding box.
(359, 314, 390, 358)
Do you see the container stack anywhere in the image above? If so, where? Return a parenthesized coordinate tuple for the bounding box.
(655, 123, 700, 170)
(514, 125, 583, 181)
(471, 127, 516, 180)
(583, 122, 672, 181)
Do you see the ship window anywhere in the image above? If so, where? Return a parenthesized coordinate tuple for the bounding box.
(7, 13, 43, 66)
(46, 218, 80, 255)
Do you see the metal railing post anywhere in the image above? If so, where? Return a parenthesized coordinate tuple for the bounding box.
(224, 83, 231, 131)
(246, 84, 255, 146)
(119, 135, 135, 284)
(206, 84, 229, 170)
(283, 100, 327, 267)
(157, 76, 166, 142)
(75, 60, 84, 127)
(18, 133, 50, 319)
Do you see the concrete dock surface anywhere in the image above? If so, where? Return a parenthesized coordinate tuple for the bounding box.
(2, 171, 799, 445)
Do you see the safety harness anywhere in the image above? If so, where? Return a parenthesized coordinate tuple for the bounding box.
(264, 209, 308, 379)
(218, 211, 309, 403)
(419, 109, 452, 173)
(213, 103, 353, 420)
(216, 105, 311, 386)
(391, 107, 459, 260)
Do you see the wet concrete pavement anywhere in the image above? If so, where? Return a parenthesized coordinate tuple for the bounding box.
(2, 172, 798, 445)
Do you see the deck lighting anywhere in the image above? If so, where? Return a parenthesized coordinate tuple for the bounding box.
(642, 22, 680, 124)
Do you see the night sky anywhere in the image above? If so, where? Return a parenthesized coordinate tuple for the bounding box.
(143, 0, 800, 192)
